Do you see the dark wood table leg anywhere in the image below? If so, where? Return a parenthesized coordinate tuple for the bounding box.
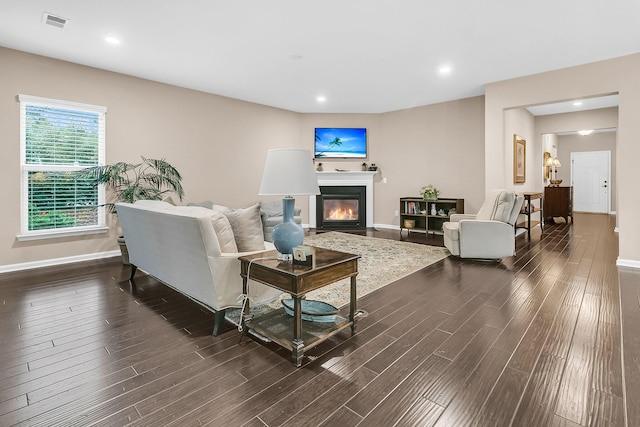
(292, 295, 304, 366)
(241, 273, 249, 335)
(350, 275, 357, 333)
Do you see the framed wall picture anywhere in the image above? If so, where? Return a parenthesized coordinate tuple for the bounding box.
(513, 134, 526, 183)
(543, 151, 551, 180)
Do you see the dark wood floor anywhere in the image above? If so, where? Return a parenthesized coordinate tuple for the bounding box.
(1, 213, 638, 426)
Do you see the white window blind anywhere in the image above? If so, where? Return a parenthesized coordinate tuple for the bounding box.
(19, 94, 107, 239)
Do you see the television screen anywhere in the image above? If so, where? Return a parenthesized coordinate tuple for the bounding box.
(314, 128, 367, 159)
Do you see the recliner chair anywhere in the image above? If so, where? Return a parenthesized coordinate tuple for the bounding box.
(443, 189, 524, 260)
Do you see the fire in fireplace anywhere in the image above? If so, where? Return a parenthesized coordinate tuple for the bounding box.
(316, 186, 366, 230)
(325, 199, 359, 221)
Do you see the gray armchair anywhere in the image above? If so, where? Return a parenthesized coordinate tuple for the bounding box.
(443, 189, 524, 260)
(260, 200, 302, 242)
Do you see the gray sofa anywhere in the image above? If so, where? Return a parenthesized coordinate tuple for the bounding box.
(259, 199, 302, 242)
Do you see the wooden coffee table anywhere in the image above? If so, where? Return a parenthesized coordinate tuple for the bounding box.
(239, 246, 361, 366)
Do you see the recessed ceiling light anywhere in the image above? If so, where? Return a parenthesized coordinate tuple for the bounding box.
(578, 129, 593, 136)
(438, 66, 452, 75)
(316, 96, 326, 103)
(105, 36, 121, 45)
(573, 101, 583, 106)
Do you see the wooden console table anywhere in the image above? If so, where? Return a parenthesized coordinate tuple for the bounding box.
(239, 247, 361, 367)
(544, 186, 573, 224)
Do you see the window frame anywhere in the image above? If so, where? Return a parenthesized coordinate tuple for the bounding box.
(17, 94, 108, 241)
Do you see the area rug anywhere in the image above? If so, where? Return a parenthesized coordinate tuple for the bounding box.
(226, 232, 449, 325)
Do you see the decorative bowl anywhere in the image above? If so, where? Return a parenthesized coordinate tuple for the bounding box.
(281, 299, 338, 323)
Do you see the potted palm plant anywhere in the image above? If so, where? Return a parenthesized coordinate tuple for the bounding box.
(79, 156, 185, 264)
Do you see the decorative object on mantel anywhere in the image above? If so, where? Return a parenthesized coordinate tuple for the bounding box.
(368, 163, 378, 171)
(421, 184, 440, 201)
(361, 162, 368, 171)
(545, 156, 563, 186)
(316, 162, 323, 171)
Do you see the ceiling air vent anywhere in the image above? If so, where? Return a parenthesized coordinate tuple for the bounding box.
(42, 12, 68, 29)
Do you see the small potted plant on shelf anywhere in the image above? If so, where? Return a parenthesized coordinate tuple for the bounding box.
(78, 156, 185, 264)
(420, 184, 440, 201)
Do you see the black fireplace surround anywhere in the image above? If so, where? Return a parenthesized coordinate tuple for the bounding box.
(315, 185, 366, 230)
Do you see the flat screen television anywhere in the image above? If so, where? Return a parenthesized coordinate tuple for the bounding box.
(314, 127, 367, 159)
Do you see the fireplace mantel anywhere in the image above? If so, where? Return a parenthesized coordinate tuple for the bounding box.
(309, 171, 377, 228)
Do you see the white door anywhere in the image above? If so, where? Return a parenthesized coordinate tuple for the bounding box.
(571, 151, 610, 213)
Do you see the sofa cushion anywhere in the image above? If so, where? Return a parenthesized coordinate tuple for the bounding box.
(218, 203, 265, 252)
(209, 210, 238, 253)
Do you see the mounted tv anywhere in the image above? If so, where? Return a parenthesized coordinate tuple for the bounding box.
(314, 127, 367, 159)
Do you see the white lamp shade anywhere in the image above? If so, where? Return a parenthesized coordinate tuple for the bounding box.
(259, 148, 320, 196)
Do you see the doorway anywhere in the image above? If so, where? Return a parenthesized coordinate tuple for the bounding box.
(571, 150, 611, 213)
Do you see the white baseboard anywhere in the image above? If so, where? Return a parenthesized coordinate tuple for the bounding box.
(616, 258, 640, 269)
(373, 223, 399, 230)
(0, 250, 120, 274)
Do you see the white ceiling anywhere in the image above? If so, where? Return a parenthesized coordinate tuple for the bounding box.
(526, 94, 619, 117)
(1, 1, 639, 113)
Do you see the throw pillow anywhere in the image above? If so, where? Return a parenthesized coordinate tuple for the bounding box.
(223, 203, 266, 252)
(161, 195, 178, 205)
(187, 200, 214, 209)
(211, 204, 234, 214)
(209, 210, 238, 253)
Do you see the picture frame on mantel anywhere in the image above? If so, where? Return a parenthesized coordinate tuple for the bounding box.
(513, 134, 526, 183)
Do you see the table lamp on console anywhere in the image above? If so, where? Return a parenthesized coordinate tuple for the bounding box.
(258, 148, 320, 261)
(545, 156, 563, 186)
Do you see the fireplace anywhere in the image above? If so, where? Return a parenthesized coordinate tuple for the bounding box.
(316, 186, 366, 230)
(308, 171, 377, 229)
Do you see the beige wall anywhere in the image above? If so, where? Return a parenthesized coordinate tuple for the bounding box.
(0, 47, 301, 268)
(485, 53, 640, 265)
(504, 108, 538, 192)
(301, 97, 487, 225)
(0, 47, 486, 269)
(7, 45, 635, 268)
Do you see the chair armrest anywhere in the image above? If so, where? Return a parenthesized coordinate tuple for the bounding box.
(449, 213, 476, 222)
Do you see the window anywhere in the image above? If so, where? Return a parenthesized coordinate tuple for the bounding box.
(18, 95, 107, 240)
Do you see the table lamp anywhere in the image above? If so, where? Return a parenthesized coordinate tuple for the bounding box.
(546, 157, 562, 185)
(258, 148, 320, 260)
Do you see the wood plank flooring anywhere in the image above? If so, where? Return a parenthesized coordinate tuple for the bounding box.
(1, 212, 638, 426)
